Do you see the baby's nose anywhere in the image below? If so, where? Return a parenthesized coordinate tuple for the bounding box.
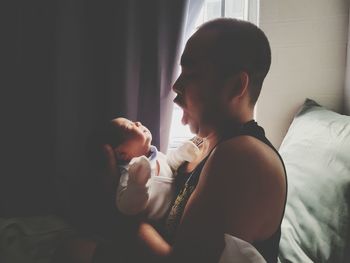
(135, 121, 142, 127)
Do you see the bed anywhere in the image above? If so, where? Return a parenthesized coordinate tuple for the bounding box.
(278, 99, 350, 263)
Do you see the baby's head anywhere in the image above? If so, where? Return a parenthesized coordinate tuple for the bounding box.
(109, 117, 152, 162)
(87, 117, 152, 170)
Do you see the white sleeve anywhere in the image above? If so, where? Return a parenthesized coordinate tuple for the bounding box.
(166, 140, 200, 171)
(116, 156, 152, 215)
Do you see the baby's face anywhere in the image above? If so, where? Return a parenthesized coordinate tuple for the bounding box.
(111, 118, 152, 161)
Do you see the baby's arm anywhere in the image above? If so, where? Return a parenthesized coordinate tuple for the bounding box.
(166, 141, 200, 172)
(116, 156, 152, 215)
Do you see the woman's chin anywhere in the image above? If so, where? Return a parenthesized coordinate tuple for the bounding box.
(188, 124, 198, 135)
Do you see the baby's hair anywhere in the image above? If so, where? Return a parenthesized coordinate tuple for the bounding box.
(86, 120, 127, 171)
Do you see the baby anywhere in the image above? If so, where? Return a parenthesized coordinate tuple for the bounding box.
(101, 117, 199, 221)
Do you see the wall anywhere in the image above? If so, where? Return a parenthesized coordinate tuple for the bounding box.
(345, 13, 350, 114)
(257, 0, 349, 148)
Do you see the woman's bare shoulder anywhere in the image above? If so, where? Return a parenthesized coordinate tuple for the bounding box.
(210, 135, 284, 180)
(201, 135, 286, 241)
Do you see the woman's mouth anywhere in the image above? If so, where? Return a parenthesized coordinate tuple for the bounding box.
(173, 96, 184, 108)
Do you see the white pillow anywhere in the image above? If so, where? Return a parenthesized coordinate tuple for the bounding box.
(278, 99, 350, 263)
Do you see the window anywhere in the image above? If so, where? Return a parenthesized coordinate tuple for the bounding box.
(168, 0, 258, 150)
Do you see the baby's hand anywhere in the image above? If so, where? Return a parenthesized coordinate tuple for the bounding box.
(178, 141, 200, 162)
(128, 156, 152, 185)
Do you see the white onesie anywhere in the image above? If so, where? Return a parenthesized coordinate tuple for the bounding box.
(116, 141, 199, 221)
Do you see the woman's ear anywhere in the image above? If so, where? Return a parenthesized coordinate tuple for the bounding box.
(238, 71, 249, 97)
(225, 71, 249, 99)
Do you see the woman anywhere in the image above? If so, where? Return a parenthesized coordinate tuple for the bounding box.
(58, 18, 287, 263)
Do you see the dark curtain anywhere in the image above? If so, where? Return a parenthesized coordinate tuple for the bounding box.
(53, 0, 191, 231)
(2, 0, 204, 227)
(2, 1, 59, 217)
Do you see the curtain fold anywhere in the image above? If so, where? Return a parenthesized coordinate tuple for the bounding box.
(124, 0, 186, 152)
(54, 0, 191, 219)
(53, 0, 130, 218)
(2, 1, 58, 216)
(3, 0, 204, 223)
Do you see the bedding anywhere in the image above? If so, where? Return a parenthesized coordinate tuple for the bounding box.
(0, 215, 76, 263)
(278, 99, 350, 263)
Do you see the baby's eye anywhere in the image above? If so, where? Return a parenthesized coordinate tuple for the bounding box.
(123, 124, 132, 130)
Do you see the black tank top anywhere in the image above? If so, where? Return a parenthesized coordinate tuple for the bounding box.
(164, 120, 287, 263)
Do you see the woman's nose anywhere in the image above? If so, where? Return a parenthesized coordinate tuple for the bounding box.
(135, 121, 142, 127)
(172, 76, 183, 95)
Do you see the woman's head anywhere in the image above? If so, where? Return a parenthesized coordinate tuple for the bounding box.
(173, 18, 271, 137)
(196, 18, 271, 105)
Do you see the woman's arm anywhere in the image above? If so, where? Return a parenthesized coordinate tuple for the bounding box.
(103, 136, 285, 263)
(103, 143, 225, 263)
(164, 136, 286, 262)
(136, 222, 172, 258)
(102, 144, 121, 198)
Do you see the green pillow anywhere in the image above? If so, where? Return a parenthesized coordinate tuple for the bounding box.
(278, 99, 350, 263)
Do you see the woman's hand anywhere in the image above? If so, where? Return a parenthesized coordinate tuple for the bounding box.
(136, 222, 172, 258)
(101, 144, 121, 197)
